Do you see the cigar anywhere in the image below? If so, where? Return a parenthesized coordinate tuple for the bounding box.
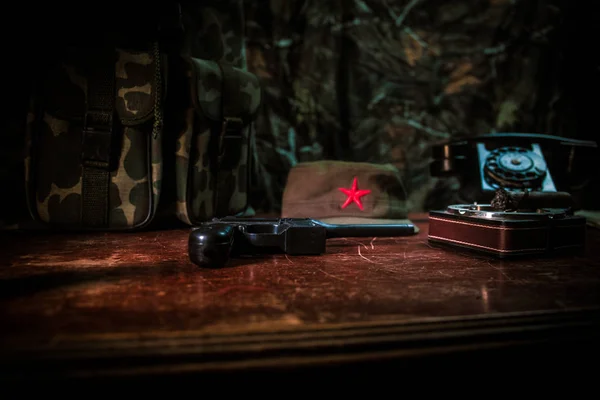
(490, 188, 573, 211)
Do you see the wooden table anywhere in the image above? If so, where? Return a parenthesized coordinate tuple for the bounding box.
(1, 213, 600, 387)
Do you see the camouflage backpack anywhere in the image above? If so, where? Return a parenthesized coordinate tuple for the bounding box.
(169, 1, 260, 225)
(22, 2, 261, 231)
(166, 56, 261, 226)
(25, 43, 165, 230)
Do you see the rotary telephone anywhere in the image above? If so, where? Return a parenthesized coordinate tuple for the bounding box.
(430, 133, 599, 207)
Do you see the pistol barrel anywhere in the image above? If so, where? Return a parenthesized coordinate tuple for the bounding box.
(314, 221, 415, 238)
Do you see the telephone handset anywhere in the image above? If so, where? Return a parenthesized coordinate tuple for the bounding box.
(430, 133, 598, 205)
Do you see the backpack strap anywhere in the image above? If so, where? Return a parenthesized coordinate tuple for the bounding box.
(81, 49, 117, 227)
(214, 62, 244, 215)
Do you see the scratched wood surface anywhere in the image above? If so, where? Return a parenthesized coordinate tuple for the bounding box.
(1, 213, 600, 384)
(1, 213, 599, 341)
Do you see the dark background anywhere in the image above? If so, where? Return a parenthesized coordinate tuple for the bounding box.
(1, 0, 597, 221)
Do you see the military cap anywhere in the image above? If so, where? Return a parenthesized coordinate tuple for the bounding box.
(281, 161, 416, 229)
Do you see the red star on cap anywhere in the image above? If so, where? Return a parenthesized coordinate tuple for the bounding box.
(338, 177, 371, 210)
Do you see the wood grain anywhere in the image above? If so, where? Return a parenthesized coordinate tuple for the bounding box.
(1, 213, 599, 384)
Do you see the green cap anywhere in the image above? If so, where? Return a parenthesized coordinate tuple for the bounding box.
(281, 161, 415, 226)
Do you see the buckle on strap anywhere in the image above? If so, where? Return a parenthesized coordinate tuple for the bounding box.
(221, 117, 243, 137)
(82, 109, 114, 169)
(218, 117, 244, 169)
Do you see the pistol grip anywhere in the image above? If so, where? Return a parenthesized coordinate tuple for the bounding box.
(188, 223, 235, 268)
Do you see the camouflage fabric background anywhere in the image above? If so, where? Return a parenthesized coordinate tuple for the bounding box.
(242, 0, 594, 213)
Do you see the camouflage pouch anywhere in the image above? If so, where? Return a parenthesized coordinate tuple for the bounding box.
(171, 56, 261, 225)
(25, 44, 165, 230)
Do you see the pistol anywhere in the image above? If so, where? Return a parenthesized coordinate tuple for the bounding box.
(188, 217, 416, 268)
